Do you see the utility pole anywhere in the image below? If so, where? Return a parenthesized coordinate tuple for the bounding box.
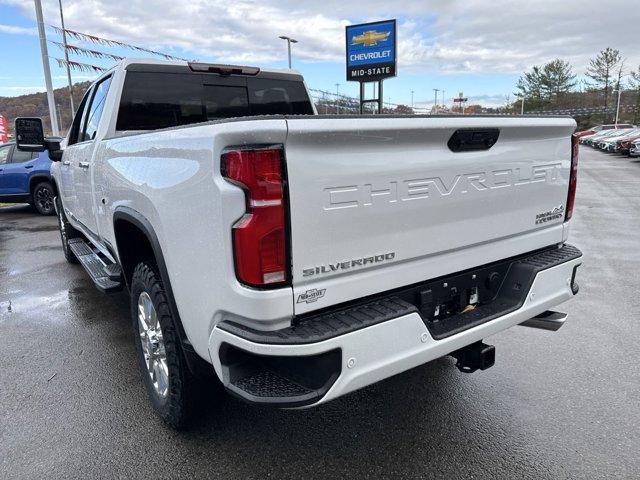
(278, 35, 298, 69)
(411, 90, 414, 109)
(335, 83, 340, 114)
(614, 88, 622, 125)
(34, 0, 59, 136)
(433, 88, 439, 114)
(58, 0, 74, 116)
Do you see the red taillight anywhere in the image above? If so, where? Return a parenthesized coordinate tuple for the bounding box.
(222, 147, 288, 287)
(566, 134, 579, 221)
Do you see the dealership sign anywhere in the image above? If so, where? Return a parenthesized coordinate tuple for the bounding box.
(346, 19, 396, 82)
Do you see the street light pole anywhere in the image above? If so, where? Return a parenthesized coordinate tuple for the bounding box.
(58, 0, 74, 116)
(433, 88, 439, 114)
(278, 35, 298, 69)
(56, 103, 63, 130)
(34, 0, 59, 136)
(411, 90, 414, 109)
(614, 88, 622, 125)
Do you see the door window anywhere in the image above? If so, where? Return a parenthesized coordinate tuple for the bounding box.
(83, 76, 112, 141)
(0, 145, 11, 164)
(68, 86, 94, 145)
(11, 148, 36, 163)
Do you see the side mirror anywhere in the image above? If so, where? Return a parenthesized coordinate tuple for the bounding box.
(14, 117, 64, 161)
(45, 137, 64, 162)
(15, 117, 45, 152)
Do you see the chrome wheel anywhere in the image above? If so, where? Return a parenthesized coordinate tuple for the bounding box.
(137, 292, 169, 398)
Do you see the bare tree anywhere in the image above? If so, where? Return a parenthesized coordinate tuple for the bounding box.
(586, 48, 624, 119)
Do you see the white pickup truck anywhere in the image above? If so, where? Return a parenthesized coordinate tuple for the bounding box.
(15, 58, 582, 429)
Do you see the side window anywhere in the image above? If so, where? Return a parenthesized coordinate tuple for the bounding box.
(11, 148, 36, 164)
(68, 86, 94, 146)
(83, 76, 112, 141)
(0, 145, 11, 164)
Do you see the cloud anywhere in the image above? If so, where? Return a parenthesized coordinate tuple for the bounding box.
(53, 74, 95, 80)
(0, 23, 36, 35)
(0, 85, 45, 95)
(4, 0, 639, 77)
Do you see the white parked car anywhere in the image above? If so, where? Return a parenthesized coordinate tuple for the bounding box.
(15, 58, 582, 429)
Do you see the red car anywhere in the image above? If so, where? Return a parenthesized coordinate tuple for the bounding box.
(575, 123, 634, 138)
(619, 133, 640, 155)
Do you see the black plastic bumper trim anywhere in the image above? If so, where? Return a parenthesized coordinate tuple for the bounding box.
(218, 244, 582, 345)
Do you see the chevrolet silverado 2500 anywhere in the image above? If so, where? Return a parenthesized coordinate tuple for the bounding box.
(15, 58, 582, 429)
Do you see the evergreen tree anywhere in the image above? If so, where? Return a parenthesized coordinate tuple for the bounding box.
(516, 66, 544, 100)
(516, 59, 576, 110)
(540, 59, 576, 99)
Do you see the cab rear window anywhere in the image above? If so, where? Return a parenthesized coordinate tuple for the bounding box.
(116, 72, 313, 131)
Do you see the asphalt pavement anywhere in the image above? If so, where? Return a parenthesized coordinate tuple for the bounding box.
(1, 147, 639, 479)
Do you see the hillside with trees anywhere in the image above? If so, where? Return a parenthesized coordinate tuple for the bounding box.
(0, 81, 90, 138)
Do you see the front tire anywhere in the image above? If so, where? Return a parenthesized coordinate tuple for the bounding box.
(56, 197, 79, 264)
(131, 262, 193, 429)
(32, 181, 55, 215)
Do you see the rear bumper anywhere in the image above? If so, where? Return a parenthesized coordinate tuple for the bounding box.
(209, 245, 582, 407)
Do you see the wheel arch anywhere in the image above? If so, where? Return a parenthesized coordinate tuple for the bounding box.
(112, 207, 209, 376)
(28, 174, 53, 195)
(49, 176, 60, 197)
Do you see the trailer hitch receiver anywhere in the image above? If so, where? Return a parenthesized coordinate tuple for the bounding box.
(451, 341, 495, 373)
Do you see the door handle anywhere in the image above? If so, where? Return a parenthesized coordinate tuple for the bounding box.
(25, 165, 34, 169)
(79, 161, 90, 169)
(62, 160, 71, 166)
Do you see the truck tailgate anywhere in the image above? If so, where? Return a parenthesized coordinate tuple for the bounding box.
(284, 116, 576, 314)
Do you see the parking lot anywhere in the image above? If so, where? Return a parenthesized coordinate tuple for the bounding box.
(1, 147, 639, 479)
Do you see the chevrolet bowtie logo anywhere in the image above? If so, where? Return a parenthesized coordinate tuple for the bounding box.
(351, 30, 390, 47)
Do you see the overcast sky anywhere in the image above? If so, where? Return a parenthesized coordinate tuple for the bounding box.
(1, 0, 639, 107)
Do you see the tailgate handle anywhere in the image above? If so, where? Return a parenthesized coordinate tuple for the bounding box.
(448, 129, 500, 152)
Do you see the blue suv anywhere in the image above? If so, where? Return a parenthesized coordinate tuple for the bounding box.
(0, 141, 55, 215)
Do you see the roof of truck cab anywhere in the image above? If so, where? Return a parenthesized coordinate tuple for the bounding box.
(116, 57, 303, 80)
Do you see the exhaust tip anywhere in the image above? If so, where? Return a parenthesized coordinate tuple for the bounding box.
(520, 310, 567, 331)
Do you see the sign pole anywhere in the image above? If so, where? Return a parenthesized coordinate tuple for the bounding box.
(378, 80, 383, 114)
(34, 0, 59, 136)
(359, 82, 365, 114)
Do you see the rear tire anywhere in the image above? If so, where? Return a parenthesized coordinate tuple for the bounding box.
(32, 181, 55, 215)
(131, 262, 193, 429)
(56, 197, 79, 264)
